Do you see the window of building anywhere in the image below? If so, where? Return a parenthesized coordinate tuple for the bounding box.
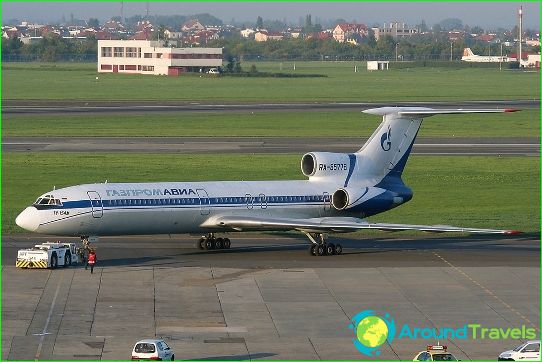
(100, 64, 112, 70)
(144, 53, 152, 58)
(124, 65, 137, 71)
(119, 65, 125, 70)
(126, 47, 138, 58)
(141, 65, 154, 71)
(113, 47, 124, 57)
(101, 47, 112, 57)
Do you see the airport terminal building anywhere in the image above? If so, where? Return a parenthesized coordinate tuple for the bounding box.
(97, 40, 222, 76)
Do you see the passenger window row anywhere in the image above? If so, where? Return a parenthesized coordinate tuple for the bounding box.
(104, 195, 325, 206)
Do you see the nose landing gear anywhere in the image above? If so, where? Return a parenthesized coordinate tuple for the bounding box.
(197, 233, 231, 250)
(305, 232, 342, 256)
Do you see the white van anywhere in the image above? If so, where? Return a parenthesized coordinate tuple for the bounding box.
(498, 340, 540, 361)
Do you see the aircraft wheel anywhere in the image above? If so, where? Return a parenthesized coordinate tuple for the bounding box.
(335, 243, 343, 255)
(197, 237, 206, 250)
(326, 243, 335, 255)
(223, 238, 231, 249)
(64, 251, 71, 267)
(205, 239, 214, 250)
(215, 238, 224, 249)
(316, 244, 326, 256)
(309, 245, 317, 255)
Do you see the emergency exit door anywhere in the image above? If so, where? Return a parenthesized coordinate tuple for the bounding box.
(87, 191, 103, 218)
(196, 189, 211, 215)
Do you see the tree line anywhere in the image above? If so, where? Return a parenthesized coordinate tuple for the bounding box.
(2, 32, 538, 62)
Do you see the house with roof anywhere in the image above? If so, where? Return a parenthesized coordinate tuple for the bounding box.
(181, 19, 205, 32)
(240, 28, 255, 38)
(333, 23, 368, 43)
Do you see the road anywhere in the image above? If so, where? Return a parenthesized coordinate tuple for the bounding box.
(3, 99, 539, 114)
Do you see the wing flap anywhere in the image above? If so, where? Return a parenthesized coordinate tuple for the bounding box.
(201, 216, 520, 235)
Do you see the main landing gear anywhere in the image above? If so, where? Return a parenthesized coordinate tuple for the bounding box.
(304, 232, 342, 256)
(197, 233, 231, 250)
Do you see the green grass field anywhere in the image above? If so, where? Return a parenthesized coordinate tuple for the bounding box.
(2, 61, 539, 102)
(4, 109, 539, 138)
(3, 153, 538, 234)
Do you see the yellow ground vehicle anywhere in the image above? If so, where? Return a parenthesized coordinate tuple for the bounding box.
(16, 242, 85, 269)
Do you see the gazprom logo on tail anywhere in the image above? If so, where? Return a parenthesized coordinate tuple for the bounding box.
(380, 125, 392, 151)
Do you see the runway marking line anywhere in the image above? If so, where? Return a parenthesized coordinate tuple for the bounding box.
(433, 252, 538, 331)
(35, 271, 64, 360)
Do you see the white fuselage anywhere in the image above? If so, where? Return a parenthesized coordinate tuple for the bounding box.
(18, 180, 355, 236)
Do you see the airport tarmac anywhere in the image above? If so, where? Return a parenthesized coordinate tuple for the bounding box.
(2, 233, 539, 360)
(3, 136, 539, 156)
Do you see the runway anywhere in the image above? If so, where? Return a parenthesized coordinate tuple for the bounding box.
(3, 99, 540, 115)
(3, 136, 539, 155)
(2, 233, 539, 360)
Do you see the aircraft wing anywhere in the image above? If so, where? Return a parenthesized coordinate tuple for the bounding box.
(201, 216, 521, 235)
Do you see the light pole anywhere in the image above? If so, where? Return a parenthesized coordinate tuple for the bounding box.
(450, 42, 453, 61)
(395, 43, 398, 61)
(500, 42, 503, 70)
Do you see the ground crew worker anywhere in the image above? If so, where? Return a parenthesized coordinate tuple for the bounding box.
(87, 250, 97, 274)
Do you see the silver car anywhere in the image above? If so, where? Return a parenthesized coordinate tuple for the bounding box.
(131, 339, 174, 361)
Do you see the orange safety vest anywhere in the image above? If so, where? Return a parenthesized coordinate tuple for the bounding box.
(88, 253, 96, 265)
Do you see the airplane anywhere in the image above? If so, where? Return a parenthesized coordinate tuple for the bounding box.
(461, 47, 516, 63)
(16, 106, 521, 257)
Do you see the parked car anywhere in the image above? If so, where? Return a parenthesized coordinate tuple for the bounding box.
(131, 339, 174, 361)
(498, 340, 540, 361)
(207, 68, 220, 74)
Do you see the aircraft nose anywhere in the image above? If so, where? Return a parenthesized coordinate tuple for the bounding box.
(15, 207, 40, 232)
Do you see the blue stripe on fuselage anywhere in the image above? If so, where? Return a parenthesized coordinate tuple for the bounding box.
(42, 195, 329, 211)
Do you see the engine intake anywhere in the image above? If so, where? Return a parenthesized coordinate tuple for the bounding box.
(300, 152, 352, 179)
(301, 153, 317, 176)
(332, 189, 349, 210)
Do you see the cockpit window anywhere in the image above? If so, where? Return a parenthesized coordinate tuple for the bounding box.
(34, 195, 62, 207)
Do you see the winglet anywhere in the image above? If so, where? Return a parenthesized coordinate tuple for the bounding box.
(504, 230, 523, 235)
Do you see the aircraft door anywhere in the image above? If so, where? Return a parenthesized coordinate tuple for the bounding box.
(245, 194, 254, 209)
(196, 189, 211, 215)
(87, 191, 103, 218)
(259, 193, 267, 209)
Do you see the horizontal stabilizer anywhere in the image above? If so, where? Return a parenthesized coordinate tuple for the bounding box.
(363, 107, 519, 118)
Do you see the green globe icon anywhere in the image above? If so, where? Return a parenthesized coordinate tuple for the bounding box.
(356, 316, 389, 348)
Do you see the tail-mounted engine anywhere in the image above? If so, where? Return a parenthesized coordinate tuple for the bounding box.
(331, 187, 372, 210)
(301, 152, 353, 180)
(331, 186, 410, 215)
